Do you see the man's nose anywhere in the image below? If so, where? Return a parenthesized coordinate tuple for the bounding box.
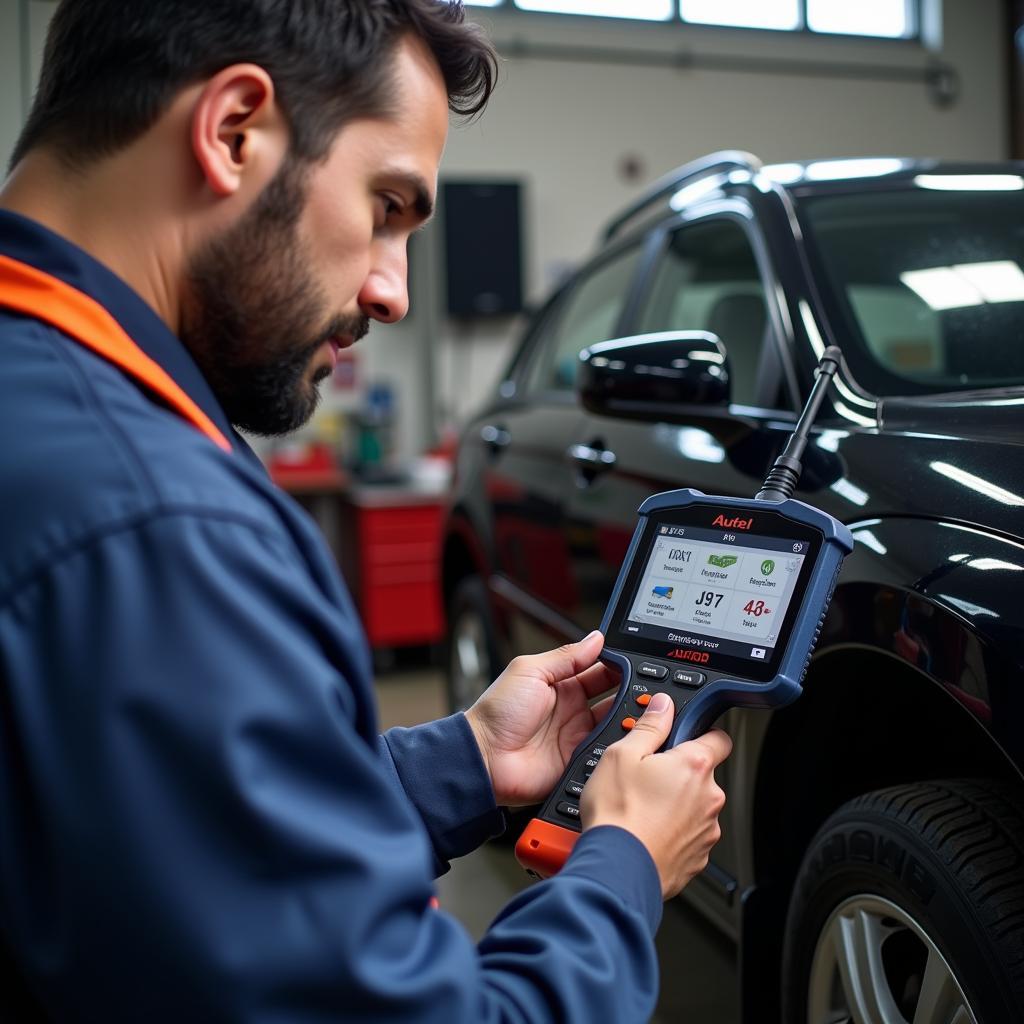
(358, 251, 410, 324)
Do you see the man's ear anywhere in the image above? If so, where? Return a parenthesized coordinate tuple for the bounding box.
(190, 64, 285, 198)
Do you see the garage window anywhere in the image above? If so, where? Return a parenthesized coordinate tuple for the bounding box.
(678, 0, 800, 31)
(466, 0, 918, 38)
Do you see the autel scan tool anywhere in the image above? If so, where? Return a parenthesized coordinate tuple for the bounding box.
(515, 348, 854, 878)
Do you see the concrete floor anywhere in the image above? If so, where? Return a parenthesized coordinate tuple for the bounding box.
(374, 662, 739, 1024)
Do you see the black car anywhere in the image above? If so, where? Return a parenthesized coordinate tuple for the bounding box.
(441, 152, 1024, 1023)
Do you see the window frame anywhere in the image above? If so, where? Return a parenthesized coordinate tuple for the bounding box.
(466, 0, 921, 41)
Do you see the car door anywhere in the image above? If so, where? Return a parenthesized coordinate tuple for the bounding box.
(564, 209, 800, 924)
(482, 239, 647, 657)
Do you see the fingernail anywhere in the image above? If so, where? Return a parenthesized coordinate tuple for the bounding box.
(581, 630, 601, 643)
(647, 692, 672, 714)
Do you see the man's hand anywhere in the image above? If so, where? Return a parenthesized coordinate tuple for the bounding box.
(581, 692, 732, 900)
(464, 631, 618, 807)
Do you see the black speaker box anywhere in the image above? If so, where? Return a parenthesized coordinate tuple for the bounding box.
(442, 180, 523, 317)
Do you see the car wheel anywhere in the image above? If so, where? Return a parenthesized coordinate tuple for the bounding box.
(446, 575, 500, 713)
(782, 779, 1024, 1024)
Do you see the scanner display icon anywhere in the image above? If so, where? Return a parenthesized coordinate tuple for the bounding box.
(751, 647, 767, 659)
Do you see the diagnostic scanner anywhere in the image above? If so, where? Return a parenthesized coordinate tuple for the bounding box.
(516, 348, 854, 878)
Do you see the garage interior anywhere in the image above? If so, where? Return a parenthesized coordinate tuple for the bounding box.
(2, 1, 1022, 1021)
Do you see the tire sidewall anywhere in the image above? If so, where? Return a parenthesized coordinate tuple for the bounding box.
(782, 805, 1013, 1023)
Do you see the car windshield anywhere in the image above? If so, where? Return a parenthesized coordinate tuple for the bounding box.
(800, 184, 1024, 396)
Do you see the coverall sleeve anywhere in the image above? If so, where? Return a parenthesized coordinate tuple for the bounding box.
(380, 715, 507, 874)
(0, 510, 663, 1023)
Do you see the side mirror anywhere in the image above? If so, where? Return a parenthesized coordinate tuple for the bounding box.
(577, 331, 731, 421)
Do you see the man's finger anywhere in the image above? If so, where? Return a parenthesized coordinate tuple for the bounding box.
(685, 728, 733, 767)
(588, 693, 616, 726)
(617, 691, 673, 755)
(519, 630, 605, 685)
(573, 660, 620, 701)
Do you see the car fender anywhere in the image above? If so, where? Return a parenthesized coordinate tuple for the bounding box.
(829, 515, 1024, 756)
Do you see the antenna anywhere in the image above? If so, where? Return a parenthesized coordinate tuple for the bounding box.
(755, 347, 842, 503)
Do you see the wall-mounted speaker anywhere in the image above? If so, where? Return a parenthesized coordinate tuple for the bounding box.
(442, 181, 523, 317)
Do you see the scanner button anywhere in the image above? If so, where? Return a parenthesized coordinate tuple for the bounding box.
(637, 663, 668, 680)
(565, 780, 585, 798)
(672, 669, 706, 687)
(557, 801, 581, 820)
(635, 693, 652, 708)
(584, 757, 600, 771)
(621, 717, 637, 731)
(591, 745, 606, 757)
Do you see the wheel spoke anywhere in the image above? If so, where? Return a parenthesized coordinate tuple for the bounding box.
(912, 948, 976, 1024)
(456, 629, 482, 680)
(833, 910, 906, 1024)
(452, 613, 489, 708)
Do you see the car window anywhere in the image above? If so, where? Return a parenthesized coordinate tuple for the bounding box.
(845, 284, 943, 373)
(801, 188, 1024, 394)
(523, 244, 643, 395)
(635, 219, 773, 407)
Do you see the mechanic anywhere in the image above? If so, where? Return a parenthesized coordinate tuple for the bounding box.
(0, 2, 731, 1021)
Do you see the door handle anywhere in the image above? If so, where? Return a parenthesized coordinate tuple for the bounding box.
(481, 424, 511, 454)
(567, 443, 617, 474)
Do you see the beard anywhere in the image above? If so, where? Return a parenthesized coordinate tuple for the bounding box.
(182, 159, 369, 437)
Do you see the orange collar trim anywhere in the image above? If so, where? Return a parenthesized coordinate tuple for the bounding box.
(0, 253, 232, 453)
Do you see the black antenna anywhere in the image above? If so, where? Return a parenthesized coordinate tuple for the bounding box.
(756, 347, 843, 503)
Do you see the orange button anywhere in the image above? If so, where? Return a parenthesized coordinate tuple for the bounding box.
(622, 717, 637, 731)
(635, 693, 652, 707)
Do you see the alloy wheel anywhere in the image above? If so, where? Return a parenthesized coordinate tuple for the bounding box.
(807, 894, 977, 1024)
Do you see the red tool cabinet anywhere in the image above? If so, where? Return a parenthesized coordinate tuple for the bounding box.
(272, 472, 447, 651)
(342, 493, 446, 649)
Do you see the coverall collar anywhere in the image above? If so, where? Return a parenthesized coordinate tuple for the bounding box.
(0, 208, 249, 456)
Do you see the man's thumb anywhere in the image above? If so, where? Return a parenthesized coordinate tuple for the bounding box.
(623, 691, 674, 752)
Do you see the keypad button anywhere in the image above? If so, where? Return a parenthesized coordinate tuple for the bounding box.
(565, 780, 585, 798)
(637, 662, 668, 680)
(621, 717, 637, 731)
(557, 801, 581, 820)
(584, 757, 600, 771)
(672, 669, 706, 687)
(635, 692, 652, 708)
(591, 745, 607, 758)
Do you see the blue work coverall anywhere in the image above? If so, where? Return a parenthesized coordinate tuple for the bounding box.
(0, 210, 664, 1022)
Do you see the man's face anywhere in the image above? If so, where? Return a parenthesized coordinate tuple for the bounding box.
(182, 36, 449, 436)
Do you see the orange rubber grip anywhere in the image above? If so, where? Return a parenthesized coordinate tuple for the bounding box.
(515, 817, 580, 878)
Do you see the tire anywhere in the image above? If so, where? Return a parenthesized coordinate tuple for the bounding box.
(782, 780, 1024, 1024)
(445, 575, 501, 713)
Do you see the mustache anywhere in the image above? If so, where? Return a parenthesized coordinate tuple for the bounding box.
(318, 313, 371, 347)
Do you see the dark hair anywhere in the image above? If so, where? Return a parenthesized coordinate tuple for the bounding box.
(11, 0, 496, 171)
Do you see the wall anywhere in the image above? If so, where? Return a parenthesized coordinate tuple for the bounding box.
(0, 1, 1010, 460)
